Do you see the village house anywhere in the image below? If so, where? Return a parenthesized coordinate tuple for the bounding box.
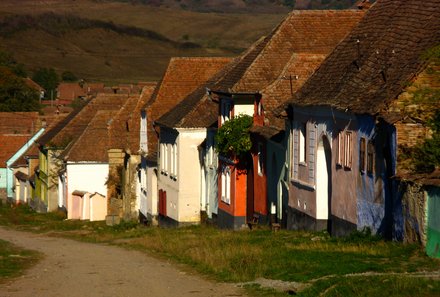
(279, 0, 440, 238)
(34, 93, 130, 213)
(59, 109, 120, 221)
(0, 112, 42, 201)
(9, 143, 41, 205)
(144, 57, 232, 226)
(106, 85, 155, 221)
(207, 9, 365, 229)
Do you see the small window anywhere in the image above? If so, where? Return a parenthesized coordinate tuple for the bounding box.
(258, 143, 264, 175)
(344, 131, 353, 169)
(164, 144, 168, 174)
(221, 166, 231, 204)
(337, 131, 344, 166)
(360, 137, 366, 172)
(173, 143, 177, 177)
(367, 141, 374, 174)
(221, 101, 231, 124)
(299, 123, 306, 163)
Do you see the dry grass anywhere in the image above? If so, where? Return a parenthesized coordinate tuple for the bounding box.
(0, 0, 285, 83)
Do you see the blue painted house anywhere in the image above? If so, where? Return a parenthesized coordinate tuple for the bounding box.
(280, 0, 440, 238)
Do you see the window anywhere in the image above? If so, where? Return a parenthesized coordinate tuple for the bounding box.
(360, 137, 366, 172)
(337, 132, 344, 166)
(337, 130, 353, 169)
(344, 132, 352, 168)
(299, 123, 306, 163)
(160, 143, 164, 172)
(257, 100, 263, 116)
(258, 143, 264, 175)
(221, 166, 231, 204)
(173, 143, 177, 177)
(221, 101, 231, 124)
(367, 141, 374, 174)
(170, 144, 174, 176)
(164, 144, 168, 174)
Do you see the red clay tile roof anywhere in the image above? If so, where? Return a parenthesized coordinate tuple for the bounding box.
(0, 135, 30, 166)
(285, 0, 440, 115)
(0, 112, 41, 134)
(38, 94, 129, 148)
(157, 9, 364, 130)
(10, 142, 39, 168)
(110, 84, 156, 154)
(109, 95, 143, 151)
(24, 78, 45, 92)
(63, 110, 119, 162)
(57, 83, 86, 101)
(146, 57, 231, 157)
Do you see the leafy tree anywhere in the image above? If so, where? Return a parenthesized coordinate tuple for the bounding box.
(0, 66, 40, 112)
(61, 70, 78, 82)
(412, 111, 440, 173)
(32, 67, 59, 99)
(0, 50, 27, 77)
(215, 114, 253, 160)
(400, 45, 440, 173)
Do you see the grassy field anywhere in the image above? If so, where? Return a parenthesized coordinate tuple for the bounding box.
(0, 203, 439, 296)
(0, 238, 41, 283)
(0, 0, 285, 83)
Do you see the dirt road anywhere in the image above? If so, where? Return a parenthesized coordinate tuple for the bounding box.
(0, 227, 245, 297)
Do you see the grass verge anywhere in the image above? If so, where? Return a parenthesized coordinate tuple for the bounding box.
(0, 203, 439, 296)
(0, 238, 41, 282)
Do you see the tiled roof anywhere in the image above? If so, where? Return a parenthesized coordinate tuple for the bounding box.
(108, 95, 143, 152)
(63, 110, 119, 163)
(0, 112, 40, 134)
(285, 0, 440, 115)
(10, 142, 39, 168)
(0, 135, 30, 167)
(24, 78, 45, 92)
(57, 83, 86, 101)
(158, 9, 364, 130)
(146, 57, 231, 156)
(110, 83, 156, 154)
(38, 94, 129, 148)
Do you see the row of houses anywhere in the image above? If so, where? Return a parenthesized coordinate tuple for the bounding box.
(1, 0, 439, 256)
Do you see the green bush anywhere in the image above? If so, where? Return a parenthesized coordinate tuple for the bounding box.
(215, 114, 253, 159)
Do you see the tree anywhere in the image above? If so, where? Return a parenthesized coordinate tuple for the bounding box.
(0, 66, 40, 112)
(0, 50, 27, 77)
(61, 70, 78, 82)
(32, 67, 59, 99)
(215, 114, 253, 160)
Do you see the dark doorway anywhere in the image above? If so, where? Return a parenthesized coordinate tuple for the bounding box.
(246, 154, 254, 224)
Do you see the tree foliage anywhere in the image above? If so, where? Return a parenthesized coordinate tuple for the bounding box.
(0, 66, 40, 112)
(411, 111, 440, 173)
(0, 50, 27, 77)
(400, 45, 440, 173)
(215, 114, 253, 159)
(61, 70, 78, 82)
(32, 67, 59, 99)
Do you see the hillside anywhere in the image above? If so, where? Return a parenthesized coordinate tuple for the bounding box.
(0, 0, 362, 83)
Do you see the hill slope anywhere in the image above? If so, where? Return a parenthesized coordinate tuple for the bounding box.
(0, 0, 363, 83)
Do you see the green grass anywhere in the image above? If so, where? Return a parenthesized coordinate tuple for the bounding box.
(0, 238, 41, 282)
(0, 203, 439, 296)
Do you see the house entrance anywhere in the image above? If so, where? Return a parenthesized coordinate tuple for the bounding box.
(316, 135, 332, 233)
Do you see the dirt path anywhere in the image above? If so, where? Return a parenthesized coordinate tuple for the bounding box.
(0, 227, 245, 297)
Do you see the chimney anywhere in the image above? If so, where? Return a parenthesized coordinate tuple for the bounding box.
(357, 0, 371, 10)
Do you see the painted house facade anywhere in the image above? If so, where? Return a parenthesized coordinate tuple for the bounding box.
(140, 57, 231, 225)
(35, 94, 129, 213)
(208, 9, 364, 229)
(281, 0, 440, 237)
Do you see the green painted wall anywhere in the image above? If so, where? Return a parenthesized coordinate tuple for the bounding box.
(426, 186, 440, 258)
